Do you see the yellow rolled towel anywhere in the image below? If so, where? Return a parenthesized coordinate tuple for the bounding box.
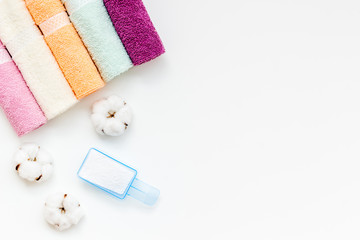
(25, 0, 105, 99)
(0, 0, 77, 120)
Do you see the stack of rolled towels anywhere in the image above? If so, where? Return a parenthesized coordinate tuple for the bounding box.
(0, 0, 165, 136)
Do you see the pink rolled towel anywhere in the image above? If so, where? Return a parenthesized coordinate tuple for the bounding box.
(0, 41, 47, 136)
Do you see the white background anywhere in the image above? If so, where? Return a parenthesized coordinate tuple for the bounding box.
(1, 0, 360, 239)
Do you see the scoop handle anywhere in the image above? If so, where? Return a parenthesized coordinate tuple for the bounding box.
(127, 178, 160, 206)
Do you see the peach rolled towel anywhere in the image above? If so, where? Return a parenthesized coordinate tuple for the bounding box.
(0, 0, 77, 120)
(25, 0, 105, 99)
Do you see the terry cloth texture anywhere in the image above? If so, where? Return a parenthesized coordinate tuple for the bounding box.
(63, 0, 133, 82)
(103, 0, 165, 66)
(0, 41, 47, 136)
(0, 0, 77, 120)
(25, 0, 105, 99)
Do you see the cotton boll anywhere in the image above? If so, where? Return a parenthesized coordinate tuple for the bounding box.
(91, 95, 132, 136)
(17, 161, 42, 181)
(13, 143, 53, 182)
(44, 193, 84, 231)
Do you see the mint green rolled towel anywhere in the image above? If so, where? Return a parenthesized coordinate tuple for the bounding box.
(63, 0, 133, 82)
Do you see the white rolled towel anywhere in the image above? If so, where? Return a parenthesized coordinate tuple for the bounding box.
(0, 0, 77, 120)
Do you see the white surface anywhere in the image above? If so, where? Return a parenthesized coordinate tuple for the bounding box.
(78, 149, 136, 195)
(1, 0, 360, 239)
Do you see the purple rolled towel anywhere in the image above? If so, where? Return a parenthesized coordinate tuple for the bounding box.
(103, 0, 165, 65)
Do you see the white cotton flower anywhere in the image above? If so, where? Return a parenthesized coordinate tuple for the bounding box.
(91, 95, 132, 136)
(44, 192, 84, 231)
(13, 143, 53, 182)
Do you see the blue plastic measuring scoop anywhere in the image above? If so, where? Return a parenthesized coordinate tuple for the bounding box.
(78, 148, 160, 206)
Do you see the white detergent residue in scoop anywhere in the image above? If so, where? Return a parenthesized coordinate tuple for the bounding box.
(78, 149, 136, 195)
